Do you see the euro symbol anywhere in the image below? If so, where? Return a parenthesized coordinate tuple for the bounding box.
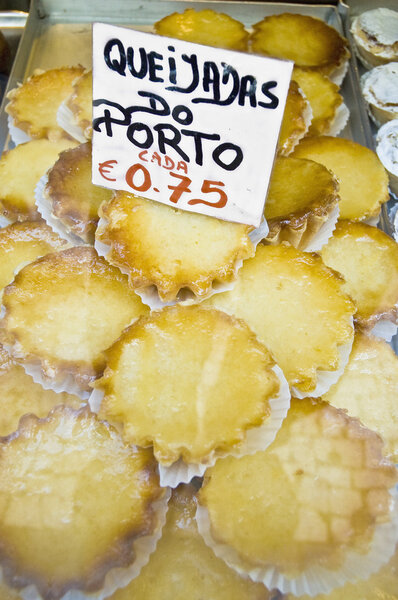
(98, 159, 117, 181)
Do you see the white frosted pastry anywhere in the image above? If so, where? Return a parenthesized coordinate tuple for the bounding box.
(376, 119, 398, 196)
(361, 63, 398, 126)
(351, 8, 398, 68)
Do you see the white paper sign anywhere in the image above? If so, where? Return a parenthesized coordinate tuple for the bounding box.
(92, 23, 293, 227)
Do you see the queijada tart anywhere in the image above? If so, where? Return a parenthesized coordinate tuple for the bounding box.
(1, 246, 148, 398)
(320, 220, 398, 336)
(360, 63, 398, 126)
(197, 398, 398, 596)
(292, 67, 349, 137)
(323, 331, 398, 462)
(292, 136, 390, 222)
(350, 8, 398, 68)
(0, 405, 165, 600)
(154, 8, 248, 50)
(94, 304, 290, 486)
(109, 484, 276, 600)
(37, 141, 113, 244)
(264, 156, 340, 251)
(60, 69, 93, 142)
(277, 81, 312, 156)
(0, 343, 81, 436)
(203, 243, 355, 398)
(376, 119, 398, 197)
(95, 192, 261, 305)
(6, 66, 85, 143)
(0, 221, 67, 293)
(250, 13, 350, 85)
(0, 138, 76, 223)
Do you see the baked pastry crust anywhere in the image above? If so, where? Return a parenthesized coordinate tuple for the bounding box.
(323, 331, 398, 462)
(0, 405, 162, 600)
(205, 243, 355, 395)
(199, 398, 398, 577)
(278, 81, 312, 156)
(6, 67, 85, 141)
(0, 138, 76, 222)
(154, 8, 248, 50)
(65, 69, 92, 140)
(45, 142, 113, 243)
(0, 221, 67, 292)
(351, 8, 398, 68)
(2, 247, 148, 392)
(0, 343, 81, 436)
(264, 157, 339, 249)
(112, 484, 273, 600)
(292, 67, 345, 136)
(320, 220, 398, 330)
(292, 136, 390, 221)
(251, 13, 350, 81)
(96, 192, 255, 303)
(97, 304, 279, 465)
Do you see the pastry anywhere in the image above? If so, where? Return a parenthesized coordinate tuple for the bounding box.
(0, 138, 77, 222)
(323, 331, 398, 462)
(64, 69, 92, 140)
(6, 66, 85, 142)
(251, 13, 350, 85)
(110, 484, 276, 600)
(0, 405, 163, 600)
(351, 8, 398, 68)
(361, 63, 398, 126)
(197, 398, 398, 594)
(0, 221, 67, 293)
(154, 8, 248, 50)
(292, 136, 390, 221)
(264, 156, 340, 250)
(292, 67, 349, 136)
(96, 192, 256, 304)
(204, 243, 355, 397)
(96, 304, 285, 469)
(42, 141, 113, 244)
(1, 247, 148, 396)
(320, 220, 398, 333)
(277, 81, 312, 156)
(376, 118, 398, 196)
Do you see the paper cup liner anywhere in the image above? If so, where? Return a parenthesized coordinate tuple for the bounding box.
(302, 204, 340, 252)
(196, 487, 398, 597)
(89, 365, 290, 488)
(0, 215, 12, 228)
(35, 173, 87, 246)
(328, 102, 350, 136)
(291, 318, 354, 399)
(7, 114, 31, 146)
(368, 315, 398, 342)
(329, 59, 349, 88)
(95, 217, 269, 310)
(57, 101, 87, 144)
(12, 488, 171, 600)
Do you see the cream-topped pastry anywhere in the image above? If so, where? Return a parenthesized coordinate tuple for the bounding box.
(110, 484, 276, 600)
(320, 220, 398, 332)
(361, 63, 398, 126)
(264, 157, 340, 250)
(204, 243, 355, 397)
(251, 13, 350, 85)
(277, 81, 312, 156)
(96, 192, 256, 303)
(292, 136, 390, 221)
(6, 66, 85, 142)
(323, 331, 398, 462)
(0, 406, 163, 600)
(351, 8, 398, 68)
(292, 67, 348, 136)
(154, 8, 248, 50)
(43, 142, 113, 244)
(2, 247, 148, 396)
(0, 138, 76, 222)
(197, 399, 398, 594)
(96, 305, 282, 467)
(376, 119, 398, 196)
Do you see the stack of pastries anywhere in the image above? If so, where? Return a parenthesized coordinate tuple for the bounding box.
(0, 7, 396, 600)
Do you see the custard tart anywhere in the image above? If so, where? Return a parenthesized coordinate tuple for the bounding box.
(277, 80, 312, 156)
(63, 69, 92, 140)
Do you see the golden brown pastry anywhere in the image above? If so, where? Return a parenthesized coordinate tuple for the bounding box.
(277, 81, 312, 156)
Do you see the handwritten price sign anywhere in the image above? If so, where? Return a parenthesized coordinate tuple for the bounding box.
(92, 23, 293, 227)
